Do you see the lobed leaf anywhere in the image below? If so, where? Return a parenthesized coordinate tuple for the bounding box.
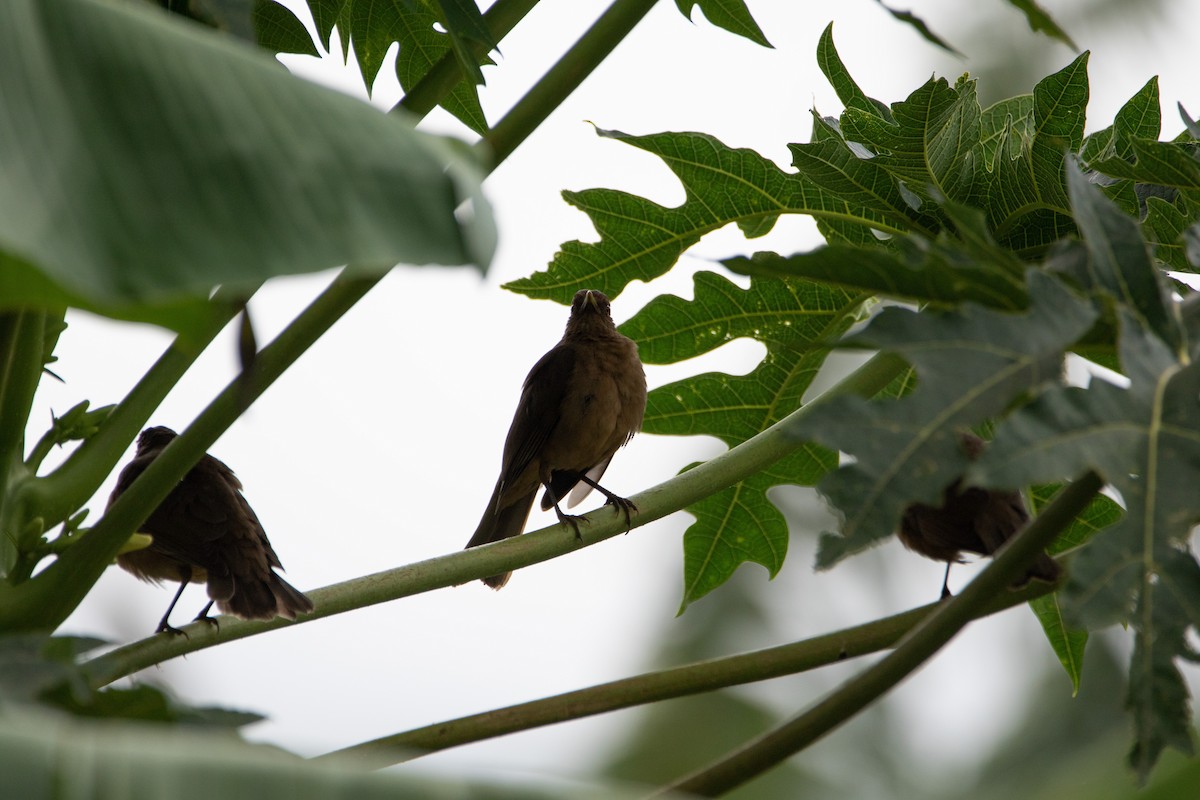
(788, 271, 1096, 567)
(1065, 160, 1177, 351)
(506, 128, 915, 303)
(972, 311, 1200, 780)
(253, 0, 320, 55)
(303, 0, 489, 131)
(727, 201, 1029, 311)
(1026, 485, 1123, 693)
(988, 52, 1089, 256)
(620, 273, 865, 608)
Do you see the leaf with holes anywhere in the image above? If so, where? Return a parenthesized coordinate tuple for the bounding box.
(619, 272, 866, 608)
(506, 127, 924, 303)
(302, 0, 489, 132)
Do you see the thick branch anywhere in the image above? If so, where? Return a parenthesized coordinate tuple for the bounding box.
(479, 0, 662, 169)
(316, 575, 1057, 769)
(658, 470, 1105, 798)
(83, 352, 906, 685)
(394, 0, 537, 119)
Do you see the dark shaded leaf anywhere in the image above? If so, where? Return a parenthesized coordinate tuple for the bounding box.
(972, 312, 1200, 780)
(870, 0, 961, 55)
(1066, 159, 1177, 351)
(254, 0, 319, 55)
(1005, 0, 1078, 50)
(788, 272, 1095, 567)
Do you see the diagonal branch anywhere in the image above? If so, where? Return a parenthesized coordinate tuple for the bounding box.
(83, 352, 907, 686)
(656, 470, 1104, 798)
(316, 576, 1058, 769)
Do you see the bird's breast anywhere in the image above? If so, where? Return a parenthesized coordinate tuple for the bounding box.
(542, 338, 646, 471)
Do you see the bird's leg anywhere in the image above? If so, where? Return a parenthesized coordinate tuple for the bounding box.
(576, 474, 637, 532)
(193, 600, 220, 631)
(940, 563, 953, 600)
(543, 482, 588, 540)
(155, 575, 191, 637)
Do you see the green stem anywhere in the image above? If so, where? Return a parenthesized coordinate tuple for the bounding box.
(83, 351, 906, 685)
(394, 0, 538, 119)
(0, 276, 376, 633)
(22, 290, 244, 528)
(479, 0, 662, 169)
(0, 309, 56, 576)
(316, 576, 1057, 769)
(657, 471, 1104, 798)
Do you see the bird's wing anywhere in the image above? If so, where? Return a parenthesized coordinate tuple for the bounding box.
(499, 343, 576, 489)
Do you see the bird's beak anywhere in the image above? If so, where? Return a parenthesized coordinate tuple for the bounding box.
(585, 290, 600, 311)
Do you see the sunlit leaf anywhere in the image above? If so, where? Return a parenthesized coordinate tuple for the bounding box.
(621, 273, 865, 608)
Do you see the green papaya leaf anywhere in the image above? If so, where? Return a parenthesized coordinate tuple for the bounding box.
(788, 272, 1096, 567)
(1004, 0, 1078, 50)
(675, 0, 771, 47)
(620, 273, 865, 608)
(1026, 486, 1123, 694)
(972, 311, 1200, 782)
(870, 0, 961, 55)
(506, 128, 910, 303)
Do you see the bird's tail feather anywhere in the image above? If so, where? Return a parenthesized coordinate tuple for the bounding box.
(466, 486, 537, 589)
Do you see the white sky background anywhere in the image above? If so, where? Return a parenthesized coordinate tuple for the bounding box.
(37, 0, 1200, 793)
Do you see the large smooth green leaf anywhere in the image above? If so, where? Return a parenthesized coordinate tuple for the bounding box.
(620, 273, 865, 608)
(788, 272, 1096, 567)
(1, 706, 630, 799)
(0, 0, 492, 335)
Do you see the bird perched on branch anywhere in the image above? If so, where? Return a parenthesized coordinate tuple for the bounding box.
(110, 426, 313, 635)
(899, 432, 1061, 599)
(466, 289, 647, 589)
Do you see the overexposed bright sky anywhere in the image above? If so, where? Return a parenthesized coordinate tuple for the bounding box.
(38, 0, 1199, 793)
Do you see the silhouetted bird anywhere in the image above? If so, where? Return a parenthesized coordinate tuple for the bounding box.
(899, 432, 1061, 598)
(110, 426, 313, 634)
(466, 290, 647, 588)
